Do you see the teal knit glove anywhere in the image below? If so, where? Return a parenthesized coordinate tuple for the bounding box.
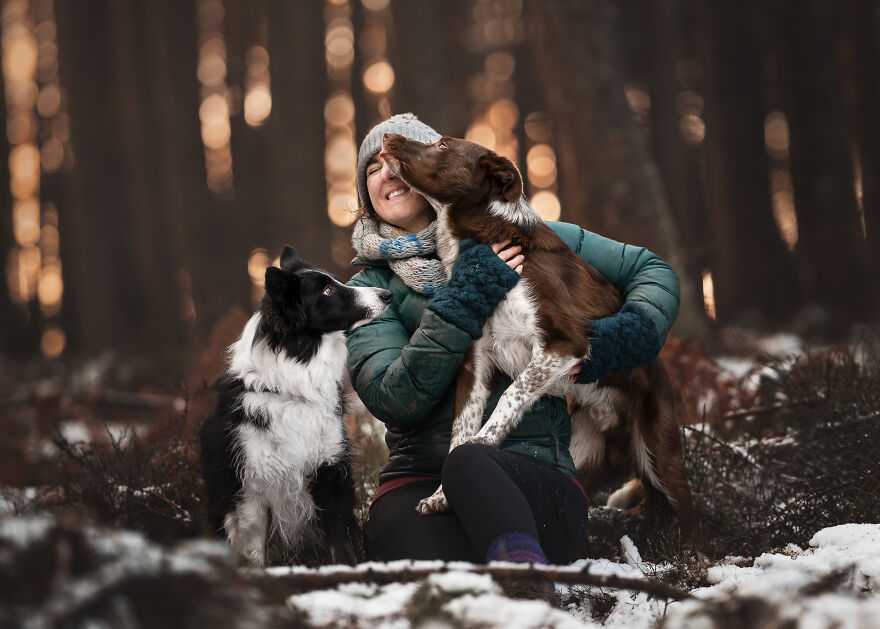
(576, 302, 662, 384)
(426, 239, 520, 339)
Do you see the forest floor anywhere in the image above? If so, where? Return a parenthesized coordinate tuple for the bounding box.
(1, 324, 878, 628)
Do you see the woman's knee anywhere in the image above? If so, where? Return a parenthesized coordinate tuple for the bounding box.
(441, 443, 500, 492)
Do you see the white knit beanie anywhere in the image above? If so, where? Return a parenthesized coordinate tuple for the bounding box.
(356, 113, 441, 213)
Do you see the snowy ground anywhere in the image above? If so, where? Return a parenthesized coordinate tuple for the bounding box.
(3, 506, 878, 628)
(274, 524, 880, 628)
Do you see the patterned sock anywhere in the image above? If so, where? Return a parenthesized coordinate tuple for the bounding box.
(486, 532, 548, 564)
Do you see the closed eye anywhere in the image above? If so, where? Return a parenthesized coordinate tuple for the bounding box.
(322, 286, 334, 296)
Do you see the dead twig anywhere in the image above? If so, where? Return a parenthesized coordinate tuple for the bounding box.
(268, 562, 692, 601)
(722, 398, 816, 421)
(141, 487, 192, 522)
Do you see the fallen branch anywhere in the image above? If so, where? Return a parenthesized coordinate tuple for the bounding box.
(267, 562, 692, 601)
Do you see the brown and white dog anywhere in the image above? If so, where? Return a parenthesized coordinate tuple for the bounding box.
(379, 133, 697, 539)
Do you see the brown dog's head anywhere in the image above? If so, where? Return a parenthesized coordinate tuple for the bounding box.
(380, 133, 524, 211)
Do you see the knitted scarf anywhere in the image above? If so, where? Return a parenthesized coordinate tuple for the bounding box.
(351, 215, 448, 296)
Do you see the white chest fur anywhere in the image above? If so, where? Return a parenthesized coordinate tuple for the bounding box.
(226, 314, 349, 488)
(237, 392, 346, 483)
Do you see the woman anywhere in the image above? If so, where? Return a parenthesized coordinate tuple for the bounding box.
(346, 113, 679, 565)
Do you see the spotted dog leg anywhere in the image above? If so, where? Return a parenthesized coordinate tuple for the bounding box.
(469, 352, 578, 447)
(416, 338, 493, 516)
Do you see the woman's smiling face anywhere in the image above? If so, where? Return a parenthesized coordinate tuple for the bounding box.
(365, 154, 433, 233)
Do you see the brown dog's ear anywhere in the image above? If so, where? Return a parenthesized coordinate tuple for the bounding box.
(480, 153, 523, 203)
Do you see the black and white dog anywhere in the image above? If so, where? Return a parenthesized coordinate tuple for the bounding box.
(199, 245, 391, 567)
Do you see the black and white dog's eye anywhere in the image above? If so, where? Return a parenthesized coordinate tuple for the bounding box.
(322, 286, 334, 296)
(438, 142, 447, 149)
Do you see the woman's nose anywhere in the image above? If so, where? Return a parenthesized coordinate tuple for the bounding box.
(380, 161, 397, 180)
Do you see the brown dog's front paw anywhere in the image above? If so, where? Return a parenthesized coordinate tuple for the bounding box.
(416, 492, 449, 515)
(465, 434, 494, 447)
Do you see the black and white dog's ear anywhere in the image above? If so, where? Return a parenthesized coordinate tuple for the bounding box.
(279, 245, 306, 273)
(265, 266, 299, 304)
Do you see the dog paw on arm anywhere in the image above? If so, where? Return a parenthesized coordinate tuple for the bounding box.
(575, 301, 662, 384)
(425, 239, 520, 339)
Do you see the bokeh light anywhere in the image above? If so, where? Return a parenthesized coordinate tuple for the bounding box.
(764, 110, 790, 159)
(524, 111, 552, 143)
(328, 191, 357, 227)
(701, 270, 716, 320)
(40, 325, 65, 358)
(624, 83, 650, 123)
(324, 92, 354, 127)
(530, 190, 561, 221)
(361, 0, 390, 10)
(244, 84, 272, 127)
(487, 99, 518, 130)
(12, 198, 39, 246)
(679, 113, 705, 145)
(484, 51, 515, 81)
(770, 169, 798, 250)
(362, 59, 394, 94)
(526, 143, 557, 188)
(247, 248, 270, 287)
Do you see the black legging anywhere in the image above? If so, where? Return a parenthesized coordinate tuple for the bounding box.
(364, 443, 590, 564)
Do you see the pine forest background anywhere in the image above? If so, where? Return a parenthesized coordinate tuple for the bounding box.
(1, 0, 878, 378)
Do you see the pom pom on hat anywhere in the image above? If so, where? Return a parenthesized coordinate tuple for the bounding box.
(356, 113, 441, 213)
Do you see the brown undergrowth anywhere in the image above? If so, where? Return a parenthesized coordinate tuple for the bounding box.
(4, 331, 878, 575)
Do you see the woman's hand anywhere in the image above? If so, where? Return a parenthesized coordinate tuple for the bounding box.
(492, 239, 524, 274)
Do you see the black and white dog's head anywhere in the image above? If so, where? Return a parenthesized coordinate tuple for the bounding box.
(258, 245, 391, 359)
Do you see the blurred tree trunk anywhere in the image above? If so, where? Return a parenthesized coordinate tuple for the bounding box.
(266, 0, 333, 272)
(105, 0, 190, 349)
(525, 0, 702, 334)
(696, 0, 797, 326)
(57, 0, 198, 355)
(779, 0, 872, 327)
(0, 69, 25, 356)
(645, 0, 713, 332)
(143, 0, 242, 346)
(56, 0, 129, 354)
(841, 0, 880, 297)
(225, 0, 273, 259)
(389, 0, 472, 136)
(352, 0, 371, 158)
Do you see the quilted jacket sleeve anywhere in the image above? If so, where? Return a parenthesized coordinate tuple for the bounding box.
(346, 268, 472, 430)
(548, 221, 680, 344)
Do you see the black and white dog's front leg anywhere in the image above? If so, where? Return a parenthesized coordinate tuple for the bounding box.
(309, 459, 358, 565)
(416, 338, 493, 516)
(226, 493, 270, 568)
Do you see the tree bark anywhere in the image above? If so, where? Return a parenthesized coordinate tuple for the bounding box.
(0, 63, 26, 356)
(266, 0, 333, 273)
(56, 0, 127, 354)
(779, 0, 872, 327)
(143, 0, 242, 346)
(841, 0, 880, 301)
(696, 0, 798, 326)
(389, 0, 472, 137)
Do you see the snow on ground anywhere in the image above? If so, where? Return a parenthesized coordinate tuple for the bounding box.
(663, 524, 880, 628)
(2, 513, 878, 628)
(283, 525, 880, 629)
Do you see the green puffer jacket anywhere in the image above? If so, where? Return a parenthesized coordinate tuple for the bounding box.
(346, 221, 680, 484)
